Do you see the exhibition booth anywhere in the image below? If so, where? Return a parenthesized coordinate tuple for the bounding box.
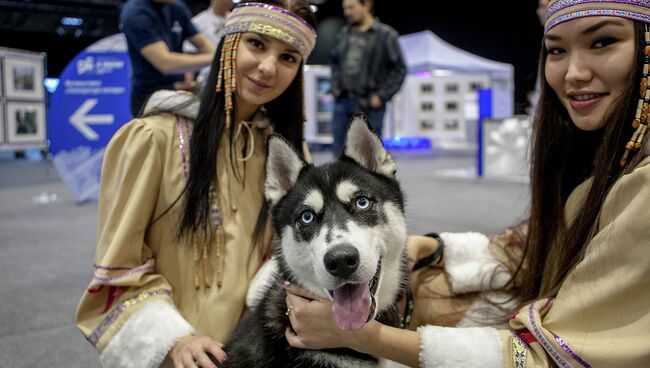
(303, 30, 527, 181)
(391, 30, 515, 148)
(34, 28, 527, 201)
(304, 30, 517, 150)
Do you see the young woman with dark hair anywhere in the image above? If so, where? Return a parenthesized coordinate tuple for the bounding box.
(283, 1, 650, 366)
(75, 2, 317, 367)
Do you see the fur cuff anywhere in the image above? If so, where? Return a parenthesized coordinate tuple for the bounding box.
(246, 257, 278, 309)
(100, 300, 195, 368)
(418, 325, 503, 368)
(143, 90, 199, 119)
(440, 232, 510, 294)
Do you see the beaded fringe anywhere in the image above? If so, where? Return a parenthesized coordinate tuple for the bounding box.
(192, 184, 225, 290)
(216, 33, 241, 130)
(621, 24, 650, 167)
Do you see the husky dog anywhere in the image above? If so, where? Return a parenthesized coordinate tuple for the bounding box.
(217, 114, 408, 367)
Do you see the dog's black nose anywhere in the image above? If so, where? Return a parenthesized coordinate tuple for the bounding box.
(324, 244, 360, 278)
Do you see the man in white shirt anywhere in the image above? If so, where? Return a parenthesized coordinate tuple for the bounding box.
(184, 0, 233, 89)
(193, 0, 233, 46)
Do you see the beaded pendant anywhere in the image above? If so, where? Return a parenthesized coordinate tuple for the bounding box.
(210, 184, 225, 288)
(621, 24, 650, 167)
(192, 183, 225, 290)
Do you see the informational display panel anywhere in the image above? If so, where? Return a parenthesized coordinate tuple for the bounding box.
(0, 47, 47, 151)
(47, 34, 131, 202)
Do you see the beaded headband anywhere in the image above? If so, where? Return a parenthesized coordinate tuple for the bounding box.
(545, 0, 650, 33)
(222, 2, 317, 59)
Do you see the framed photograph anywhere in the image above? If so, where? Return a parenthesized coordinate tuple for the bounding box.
(6, 101, 46, 143)
(420, 101, 434, 112)
(0, 103, 4, 143)
(420, 83, 434, 93)
(2, 56, 45, 100)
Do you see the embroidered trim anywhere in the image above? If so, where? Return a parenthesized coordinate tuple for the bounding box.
(527, 302, 574, 368)
(222, 2, 316, 58)
(176, 117, 189, 180)
(87, 289, 172, 347)
(93, 264, 155, 283)
(546, 9, 650, 32)
(512, 334, 528, 368)
(235, 2, 317, 36)
(93, 257, 154, 271)
(546, 0, 649, 18)
(553, 333, 593, 368)
(183, 117, 192, 148)
(517, 331, 537, 344)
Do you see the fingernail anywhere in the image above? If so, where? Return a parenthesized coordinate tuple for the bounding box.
(221, 355, 228, 362)
(283, 281, 291, 287)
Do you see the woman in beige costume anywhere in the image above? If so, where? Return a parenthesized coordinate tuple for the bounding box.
(284, 0, 650, 366)
(75, 1, 316, 367)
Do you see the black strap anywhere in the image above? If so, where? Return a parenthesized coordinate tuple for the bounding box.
(400, 233, 445, 329)
(413, 233, 445, 271)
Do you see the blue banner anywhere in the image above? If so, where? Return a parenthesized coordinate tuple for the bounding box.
(47, 35, 131, 202)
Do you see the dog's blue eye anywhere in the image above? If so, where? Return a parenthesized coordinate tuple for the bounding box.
(300, 210, 315, 224)
(356, 196, 370, 210)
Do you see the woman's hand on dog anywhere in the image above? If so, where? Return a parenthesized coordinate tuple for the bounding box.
(169, 334, 226, 368)
(284, 281, 366, 351)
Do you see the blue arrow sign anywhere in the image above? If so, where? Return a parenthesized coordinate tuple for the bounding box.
(47, 34, 132, 202)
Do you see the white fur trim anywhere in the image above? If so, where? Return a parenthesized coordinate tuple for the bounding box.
(440, 232, 511, 294)
(246, 257, 278, 309)
(143, 90, 271, 130)
(143, 90, 199, 119)
(418, 325, 503, 368)
(100, 300, 195, 368)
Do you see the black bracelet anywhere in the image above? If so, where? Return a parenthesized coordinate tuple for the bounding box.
(412, 232, 445, 271)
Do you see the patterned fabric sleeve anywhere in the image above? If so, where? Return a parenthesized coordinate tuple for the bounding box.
(75, 119, 194, 368)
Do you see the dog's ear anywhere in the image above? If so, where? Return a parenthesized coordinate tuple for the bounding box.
(343, 113, 396, 178)
(265, 134, 307, 206)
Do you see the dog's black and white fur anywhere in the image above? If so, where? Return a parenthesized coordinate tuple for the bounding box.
(218, 114, 408, 367)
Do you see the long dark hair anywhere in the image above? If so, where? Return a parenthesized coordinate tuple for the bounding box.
(514, 21, 648, 304)
(179, 0, 316, 251)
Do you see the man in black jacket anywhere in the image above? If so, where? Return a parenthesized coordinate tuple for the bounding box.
(329, 0, 406, 155)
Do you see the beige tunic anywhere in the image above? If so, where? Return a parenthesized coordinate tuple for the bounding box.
(416, 155, 650, 367)
(75, 112, 271, 366)
(502, 155, 650, 367)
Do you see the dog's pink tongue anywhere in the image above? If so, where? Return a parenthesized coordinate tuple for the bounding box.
(331, 282, 371, 331)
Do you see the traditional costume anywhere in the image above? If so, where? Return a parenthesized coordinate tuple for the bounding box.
(75, 3, 316, 367)
(415, 1, 650, 366)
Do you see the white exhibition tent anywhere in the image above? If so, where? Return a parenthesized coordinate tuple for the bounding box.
(385, 30, 515, 142)
(86, 33, 128, 52)
(398, 30, 514, 91)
